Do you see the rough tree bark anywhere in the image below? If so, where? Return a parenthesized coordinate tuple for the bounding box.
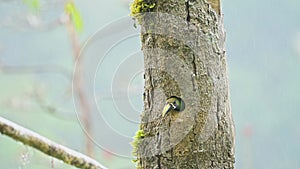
(132, 0, 235, 168)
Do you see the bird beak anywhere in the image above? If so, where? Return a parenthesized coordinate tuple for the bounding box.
(162, 103, 172, 117)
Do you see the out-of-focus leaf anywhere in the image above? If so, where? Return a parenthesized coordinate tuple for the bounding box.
(23, 0, 40, 12)
(65, 2, 84, 32)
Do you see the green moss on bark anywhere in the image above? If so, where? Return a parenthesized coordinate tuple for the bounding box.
(130, 0, 156, 25)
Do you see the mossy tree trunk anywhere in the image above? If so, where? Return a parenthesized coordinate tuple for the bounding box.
(133, 0, 235, 168)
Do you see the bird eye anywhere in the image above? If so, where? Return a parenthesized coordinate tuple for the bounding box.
(170, 103, 176, 109)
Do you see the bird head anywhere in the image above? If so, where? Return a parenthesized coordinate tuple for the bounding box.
(162, 96, 185, 117)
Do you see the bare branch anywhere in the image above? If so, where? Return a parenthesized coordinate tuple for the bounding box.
(0, 116, 108, 169)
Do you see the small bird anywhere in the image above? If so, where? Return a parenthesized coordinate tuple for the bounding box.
(162, 96, 185, 117)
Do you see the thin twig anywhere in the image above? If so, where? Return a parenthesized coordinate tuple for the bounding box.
(64, 5, 93, 156)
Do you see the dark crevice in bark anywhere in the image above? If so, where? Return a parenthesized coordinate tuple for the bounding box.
(185, 0, 191, 23)
(217, 95, 220, 113)
(170, 148, 174, 161)
(148, 69, 154, 112)
(156, 127, 162, 157)
(156, 154, 162, 169)
(216, 95, 221, 131)
(191, 53, 197, 91)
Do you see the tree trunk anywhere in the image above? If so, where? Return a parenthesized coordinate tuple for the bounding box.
(132, 0, 235, 168)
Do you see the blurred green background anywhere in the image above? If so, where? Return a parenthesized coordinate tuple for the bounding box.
(0, 0, 300, 169)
